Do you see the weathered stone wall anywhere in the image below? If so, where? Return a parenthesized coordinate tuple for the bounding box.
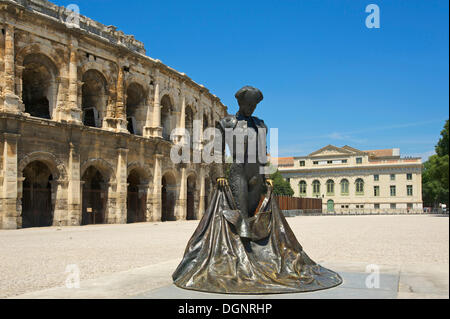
(0, 0, 227, 229)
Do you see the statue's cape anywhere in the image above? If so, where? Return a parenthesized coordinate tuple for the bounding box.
(172, 185, 342, 294)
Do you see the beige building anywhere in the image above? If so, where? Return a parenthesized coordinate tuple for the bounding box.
(278, 145, 423, 214)
(0, 0, 227, 229)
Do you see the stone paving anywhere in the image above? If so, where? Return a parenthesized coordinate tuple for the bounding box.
(1, 215, 448, 299)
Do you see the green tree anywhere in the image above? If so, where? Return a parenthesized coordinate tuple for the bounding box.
(270, 170, 294, 196)
(422, 120, 449, 207)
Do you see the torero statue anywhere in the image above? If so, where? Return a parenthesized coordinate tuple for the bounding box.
(216, 86, 272, 237)
(172, 86, 342, 294)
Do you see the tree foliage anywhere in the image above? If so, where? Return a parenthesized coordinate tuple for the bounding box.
(422, 120, 449, 207)
(270, 170, 294, 196)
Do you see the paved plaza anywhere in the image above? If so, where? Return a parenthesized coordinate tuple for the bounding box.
(1, 215, 448, 299)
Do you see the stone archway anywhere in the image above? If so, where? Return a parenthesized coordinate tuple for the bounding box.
(161, 95, 173, 140)
(161, 171, 177, 221)
(21, 161, 54, 228)
(127, 169, 147, 223)
(81, 69, 108, 127)
(22, 53, 59, 119)
(186, 174, 197, 220)
(81, 166, 108, 225)
(126, 82, 146, 135)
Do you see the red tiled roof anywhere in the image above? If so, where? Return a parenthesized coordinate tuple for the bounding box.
(365, 149, 394, 157)
(275, 157, 294, 166)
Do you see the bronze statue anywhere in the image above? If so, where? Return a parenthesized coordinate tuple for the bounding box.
(172, 86, 342, 294)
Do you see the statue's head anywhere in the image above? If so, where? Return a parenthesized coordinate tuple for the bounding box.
(235, 86, 263, 117)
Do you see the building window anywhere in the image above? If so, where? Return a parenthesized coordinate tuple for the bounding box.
(312, 180, 321, 196)
(374, 174, 379, 181)
(342, 159, 348, 164)
(407, 173, 412, 180)
(390, 203, 397, 209)
(356, 157, 362, 164)
(299, 160, 305, 167)
(355, 178, 364, 195)
(407, 185, 413, 196)
(326, 180, 335, 195)
(299, 181, 307, 196)
(374, 203, 380, 209)
(407, 203, 413, 210)
(340, 179, 349, 195)
(327, 160, 332, 164)
(390, 174, 396, 181)
(374, 186, 380, 197)
(286, 178, 291, 184)
(313, 161, 319, 165)
(390, 185, 396, 196)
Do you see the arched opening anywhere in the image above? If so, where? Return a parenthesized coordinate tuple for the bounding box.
(127, 169, 147, 223)
(340, 179, 349, 195)
(312, 180, 321, 197)
(126, 83, 145, 135)
(299, 180, 307, 197)
(185, 105, 194, 142)
(22, 161, 54, 228)
(355, 178, 365, 195)
(327, 200, 335, 213)
(161, 95, 173, 140)
(326, 179, 335, 195)
(203, 113, 209, 132)
(186, 174, 196, 220)
(22, 54, 58, 119)
(161, 172, 176, 221)
(81, 70, 107, 128)
(81, 166, 107, 225)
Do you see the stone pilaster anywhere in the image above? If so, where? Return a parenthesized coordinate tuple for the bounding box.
(115, 65, 128, 133)
(67, 39, 82, 124)
(51, 179, 69, 226)
(2, 24, 21, 113)
(151, 154, 163, 221)
(1, 133, 20, 229)
(115, 148, 128, 223)
(147, 69, 162, 137)
(175, 164, 187, 220)
(67, 142, 82, 225)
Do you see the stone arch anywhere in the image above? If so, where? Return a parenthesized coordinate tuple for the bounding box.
(19, 52, 60, 119)
(79, 61, 115, 88)
(81, 69, 108, 127)
(160, 94, 175, 140)
(127, 162, 152, 184)
(18, 151, 67, 181)
(127, 164, 151, 224)
(161, 170, 177, 221)
(80, 158, 115, 183)
(125, 81, 147, 135)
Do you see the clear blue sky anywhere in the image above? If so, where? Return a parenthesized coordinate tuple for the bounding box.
(54, 0, 449, 160)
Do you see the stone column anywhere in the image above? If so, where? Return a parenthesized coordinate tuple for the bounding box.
(67, 40, 82, 124)
(67, 142, 82, 225)
(116, 65, 128, 133)
(150, 69, 162, 137)
(115, 148, 129, 223)
(2, 24, 21, 112)
(151, 154, 163, 221)
(143, 88, 154, 138)
(1, 133, 20, 229)
(51, 179, 69, 226)
(175, 164, 187, 220)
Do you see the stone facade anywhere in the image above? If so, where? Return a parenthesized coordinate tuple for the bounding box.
(0, 0, 226, 229)
(278, 145, 423, 214)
